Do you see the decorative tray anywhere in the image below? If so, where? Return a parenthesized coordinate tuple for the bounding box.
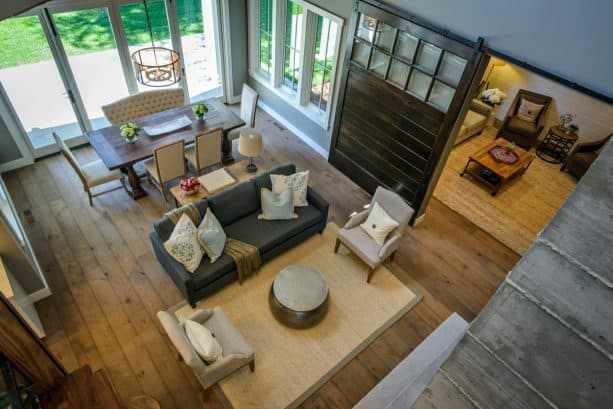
(488, 145, 519, 164)
(143, 115, 192, 136)
(199, 168, 237, 194)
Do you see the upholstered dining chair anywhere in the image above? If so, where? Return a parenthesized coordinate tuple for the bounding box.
(228, 84, 259, 141)
(185, 128, 223, 175)
(144, 140, 186, 202)
(53, 133, 126, 206)
(158, 306, 255, 390)
(101, 88, 186, 125)
(334, 187, 414, 283)
(497, 89, 552, 149)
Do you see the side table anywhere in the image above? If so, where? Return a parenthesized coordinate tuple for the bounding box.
(536, 126, 578, 164)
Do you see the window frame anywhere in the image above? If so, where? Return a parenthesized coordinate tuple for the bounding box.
(248, 0, 344, 128)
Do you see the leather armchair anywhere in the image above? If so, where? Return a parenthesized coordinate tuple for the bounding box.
(334, 187, 414, 283)
(497, 89, 552, 149)
(561, 133, 611, 179)
(158, 306, 255, 390)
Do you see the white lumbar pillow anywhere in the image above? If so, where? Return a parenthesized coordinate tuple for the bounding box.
(360, 202, 399, 245)
(184, 319, 222, 363)
(164, 214, 204, 273)
(270, 170, 309, 207)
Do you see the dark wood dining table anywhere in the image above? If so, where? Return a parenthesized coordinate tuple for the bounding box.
(87, 98, 244, 199)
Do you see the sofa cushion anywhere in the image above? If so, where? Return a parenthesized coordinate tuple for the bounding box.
(191, 254, 237, 290)
(155, 200, 209, 240)
(463, 110, 486, 129)
(252, 163, 296, 197)
(507, 117, 537, 134)
(207, 181, 258, 226)
(223, 205, 323, 254)
(163, 214, 204, 273)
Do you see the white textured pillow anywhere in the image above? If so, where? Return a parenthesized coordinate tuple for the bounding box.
(184, 319, 222, 363)
(163, 214, 204, 273)
(516, 99, 544, 123)
(360, 202, 399, 245)
(270, 170, 309, 207)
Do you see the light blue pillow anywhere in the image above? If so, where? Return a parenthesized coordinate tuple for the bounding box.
(258, 188, 297, 220)
(197, 208, 226, 263)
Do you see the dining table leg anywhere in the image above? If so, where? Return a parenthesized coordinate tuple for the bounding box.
(121, 165, 147, 199)
(221, 130, 235, 165)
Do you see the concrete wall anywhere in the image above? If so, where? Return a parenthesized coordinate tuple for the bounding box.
(411, 140, 613, 408)
(487, 61, 613, 143)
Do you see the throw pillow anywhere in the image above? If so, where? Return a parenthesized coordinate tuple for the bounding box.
(270, 170, 309, 207)
(258, 187, 298, 220)
(360, 202, 399, 245)
(184, 319, 222, 363)
(197, 208, 226, 264)
(516, 99, 545, 123)
(164, 214, 204, 273)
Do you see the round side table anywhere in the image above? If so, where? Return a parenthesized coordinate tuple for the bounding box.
(536, 126, 578, 164)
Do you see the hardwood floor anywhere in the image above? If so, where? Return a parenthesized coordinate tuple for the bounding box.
(4, 106, 519, 408)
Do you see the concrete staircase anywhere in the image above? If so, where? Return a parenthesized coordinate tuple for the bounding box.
(354, 313, 468, 409)
(410, 141, 613, 408)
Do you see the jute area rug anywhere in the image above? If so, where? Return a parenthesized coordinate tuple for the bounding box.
(172, 223, 421, 409)
(433, 129, 577, 254)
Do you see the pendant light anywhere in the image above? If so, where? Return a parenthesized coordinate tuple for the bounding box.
(131, 0, 181, 87)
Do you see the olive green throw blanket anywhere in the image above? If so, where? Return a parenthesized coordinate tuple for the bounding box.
(164, 204, 261, 282)
(224, 238, 261, 283)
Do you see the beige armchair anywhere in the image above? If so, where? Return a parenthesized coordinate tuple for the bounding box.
(157, 307, 255, 390)
(101, 88, 185, 125)
(228, 84, 259, 141)
(53, 133, 126, 206)
(455, 99, 493, 145)
(335, 187, 414, 283)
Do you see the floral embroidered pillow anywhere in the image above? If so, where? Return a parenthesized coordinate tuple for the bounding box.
(164, 214, 204, 273)
(270, 170, 309, 207)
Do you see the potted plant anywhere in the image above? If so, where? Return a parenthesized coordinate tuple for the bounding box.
(120, 123, 140, 143)
(568, 123, 579, 135)
(192, 103, 208, 121)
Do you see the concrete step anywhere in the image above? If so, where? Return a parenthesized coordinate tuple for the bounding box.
(354, 312, 468, 409)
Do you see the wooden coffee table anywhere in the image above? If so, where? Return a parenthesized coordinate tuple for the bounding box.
(170, 160, 268, 207)
(460, 138, 534, 196)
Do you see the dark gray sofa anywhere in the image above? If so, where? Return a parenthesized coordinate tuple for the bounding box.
(150, 164, 329, 307)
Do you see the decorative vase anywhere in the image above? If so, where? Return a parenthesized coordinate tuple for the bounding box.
(125, 135, 138, 143)
(197, 114, 205, 122)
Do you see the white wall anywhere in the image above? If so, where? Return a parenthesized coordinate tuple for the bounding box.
(488, 61, 613, 143)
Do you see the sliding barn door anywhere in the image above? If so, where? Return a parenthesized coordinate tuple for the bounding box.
(329, 1, 483, 218)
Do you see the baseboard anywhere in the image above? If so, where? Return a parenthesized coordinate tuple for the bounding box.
(257, 101, 329, 159)
(226, 93, 241, 104)
(413, 213, 426, 226)
(0, 157, 33, 173)
(28, 287, 51, 304)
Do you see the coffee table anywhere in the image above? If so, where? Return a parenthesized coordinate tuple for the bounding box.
(460, 138, 534, 196)
(170, 160, 267, 207)
(269, 264, 329, 329)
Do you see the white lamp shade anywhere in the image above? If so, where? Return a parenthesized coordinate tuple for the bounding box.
(238, 128, 263, 157)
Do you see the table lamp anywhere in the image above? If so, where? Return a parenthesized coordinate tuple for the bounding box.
(238, 128, 263, 173)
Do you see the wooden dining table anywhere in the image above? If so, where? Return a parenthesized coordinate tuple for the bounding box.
(87, 98, 244, 199)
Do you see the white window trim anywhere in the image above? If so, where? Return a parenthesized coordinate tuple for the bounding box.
(248, 0, 344, 129)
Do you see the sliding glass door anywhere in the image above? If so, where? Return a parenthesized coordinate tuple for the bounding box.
(52, 7, 130, 130)
(0, 15, 83, 150)
(0, 0, 226, 159)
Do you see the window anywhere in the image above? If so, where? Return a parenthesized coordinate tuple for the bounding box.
(283, 1, 304, 92)
(310, 15, 337, 112)
(259, 0, 273, 74)
(249, 0, 344, 127)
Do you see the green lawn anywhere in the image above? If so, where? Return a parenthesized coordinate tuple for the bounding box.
(0, 0, 203, 69)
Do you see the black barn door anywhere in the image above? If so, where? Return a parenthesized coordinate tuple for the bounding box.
(329, 1, 484, 219)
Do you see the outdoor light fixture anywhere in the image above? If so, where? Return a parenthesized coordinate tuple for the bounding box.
(132, 0, 181, 87)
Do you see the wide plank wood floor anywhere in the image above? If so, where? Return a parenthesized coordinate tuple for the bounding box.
(5, 105, 519, 408)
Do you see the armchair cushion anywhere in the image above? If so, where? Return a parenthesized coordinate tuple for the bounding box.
(360, 202, 399, 245)
(344, 210, 369, 230)
(516, 98, 544, 122)
(337, 226, 382, 268)
(185, 319, 222, 363)
(507, 117, 538, 135)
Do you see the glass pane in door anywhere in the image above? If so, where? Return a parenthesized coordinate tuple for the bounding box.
(176, 0, 223, 101)
(119, 0, 176, 92)
(283, 1, 305, 93)
(52, 8, 129, 130)
(0, 16, 82, 149)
